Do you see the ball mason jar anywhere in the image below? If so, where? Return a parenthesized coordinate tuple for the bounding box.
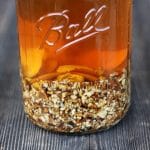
(17, 0, 132, 133)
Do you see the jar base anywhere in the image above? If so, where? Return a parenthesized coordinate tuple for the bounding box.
(24, 101, 130, 134)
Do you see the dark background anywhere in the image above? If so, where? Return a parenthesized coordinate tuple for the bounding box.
(0, 0, 150, 150)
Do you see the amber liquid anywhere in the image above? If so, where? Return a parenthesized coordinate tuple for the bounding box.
(17, 0, 131, 81)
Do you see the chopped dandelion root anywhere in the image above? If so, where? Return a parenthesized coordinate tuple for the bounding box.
(23, 69, 130, 133)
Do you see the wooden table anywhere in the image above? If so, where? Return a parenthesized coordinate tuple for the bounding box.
(0, 0, 150, 149)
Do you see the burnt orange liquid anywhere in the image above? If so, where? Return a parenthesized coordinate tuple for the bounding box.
(17, 0, 131, 79)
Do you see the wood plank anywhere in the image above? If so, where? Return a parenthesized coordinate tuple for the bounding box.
(0, 0, 150, 149)
(132, 0, 150, 72)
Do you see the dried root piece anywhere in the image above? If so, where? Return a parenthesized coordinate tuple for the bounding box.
(57, 65, 103, 77)
(30, 72, 60, 83)
(73, 72, 98, 81)
(27, 64, 103, 83)
(21, 48, 44, 78)
(39, 59, 58, 74)
(32, 82, 41, 90)
(57, 73, 84, 82)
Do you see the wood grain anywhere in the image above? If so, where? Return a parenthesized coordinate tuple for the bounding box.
(0, 0, 150, 150)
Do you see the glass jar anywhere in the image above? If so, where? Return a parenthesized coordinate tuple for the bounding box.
(17, 0, 132, 133)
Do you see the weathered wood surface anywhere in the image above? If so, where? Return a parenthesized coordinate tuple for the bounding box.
(0, 0, 150, 150)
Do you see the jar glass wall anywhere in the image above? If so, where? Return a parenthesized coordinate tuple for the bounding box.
(17, 0, 132, 133)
